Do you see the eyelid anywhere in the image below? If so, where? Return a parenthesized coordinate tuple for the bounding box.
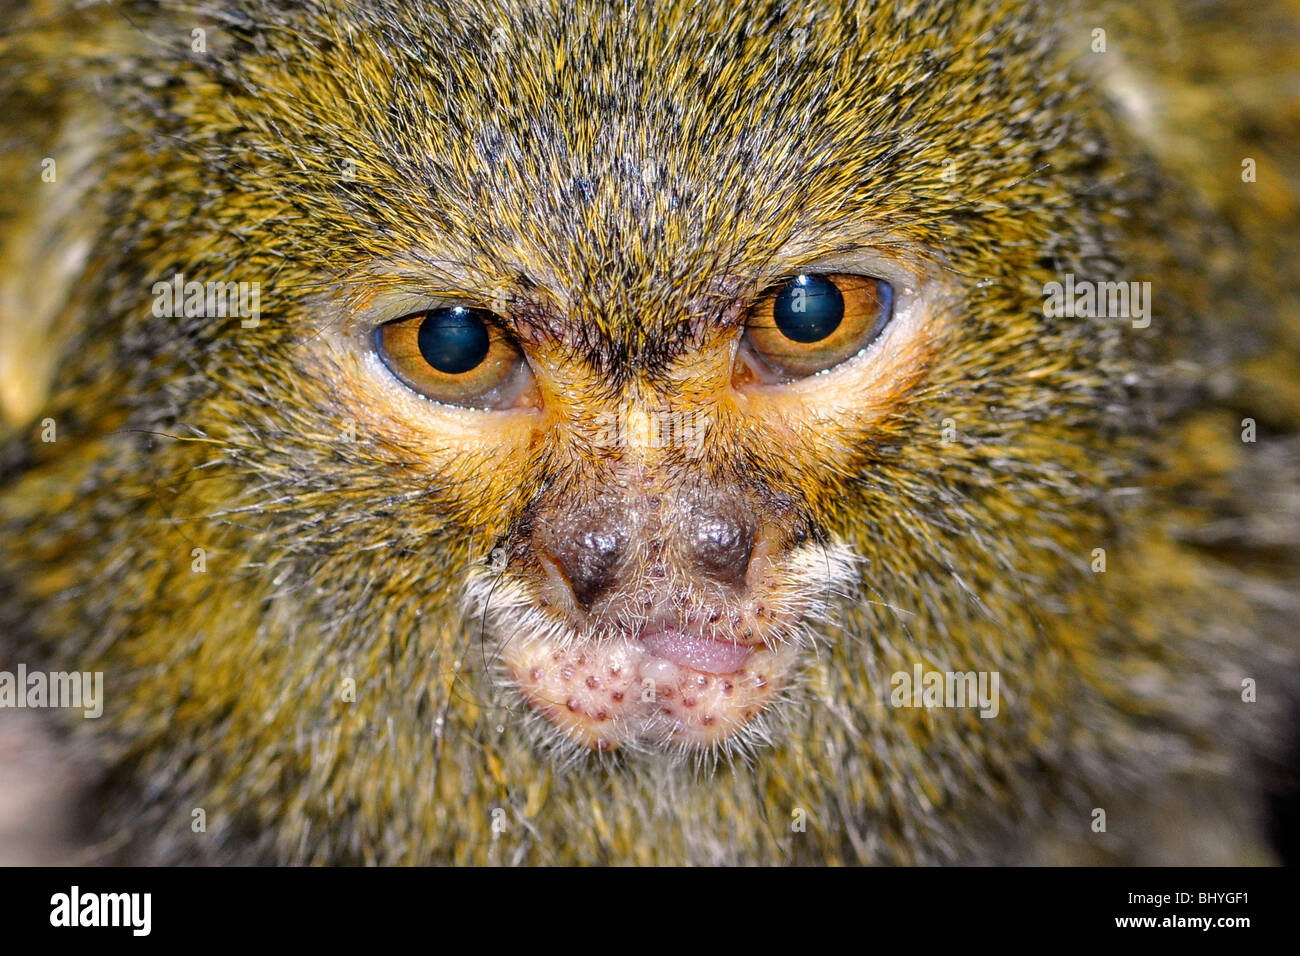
(372, 306, 536, 410)
(368, 294, 477, 327)
(346, 291, 513, 363)
(327, 288, 498, 346)
(309, 284, 541, 427)
(733, 247, 938, 388)
(742, 273, 891, 375)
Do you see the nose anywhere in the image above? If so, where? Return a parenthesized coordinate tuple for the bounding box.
(685, 503, 756, 590)
(531, 492, 758, 613)
(534, 502, 629, 610)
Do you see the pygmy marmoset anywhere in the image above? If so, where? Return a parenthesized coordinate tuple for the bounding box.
(0, 0, 1298, 864)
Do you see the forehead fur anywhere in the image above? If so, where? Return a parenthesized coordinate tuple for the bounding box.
(160, 0, 1083, 355)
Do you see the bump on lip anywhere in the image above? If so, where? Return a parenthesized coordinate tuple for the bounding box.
(639, 627, 755, 675)
(502, 633, 792, 753)
(465, 537, 861, 752)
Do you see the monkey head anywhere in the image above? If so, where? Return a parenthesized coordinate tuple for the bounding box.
(12, 0, 1279, 867)
(289, 1, 1123, 768)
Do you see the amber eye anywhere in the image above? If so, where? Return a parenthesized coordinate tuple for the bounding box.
(373, 306, 533, 408)
(742, 273, 894, 380)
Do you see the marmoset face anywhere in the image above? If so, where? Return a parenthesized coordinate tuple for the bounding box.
(321, 254, 945, 754)
(278, 0, 1123, 764)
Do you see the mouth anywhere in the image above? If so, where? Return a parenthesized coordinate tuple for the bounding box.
(472, 539, 856, 756)
(639, 627, 754, 674)
(499, 623, 794, 752)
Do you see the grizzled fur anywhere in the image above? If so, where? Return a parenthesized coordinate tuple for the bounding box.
(0, 0, 1297, 864)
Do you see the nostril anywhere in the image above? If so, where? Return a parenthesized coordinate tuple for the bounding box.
(553, 527, 625, 610)
(690, 512, 756, 590)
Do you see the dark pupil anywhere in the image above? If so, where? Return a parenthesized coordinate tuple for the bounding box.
(417, 307, 491, 374)
(773, 275, 844, 343)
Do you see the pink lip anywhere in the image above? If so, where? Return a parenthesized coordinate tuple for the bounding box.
(640, 628, 755, 675)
